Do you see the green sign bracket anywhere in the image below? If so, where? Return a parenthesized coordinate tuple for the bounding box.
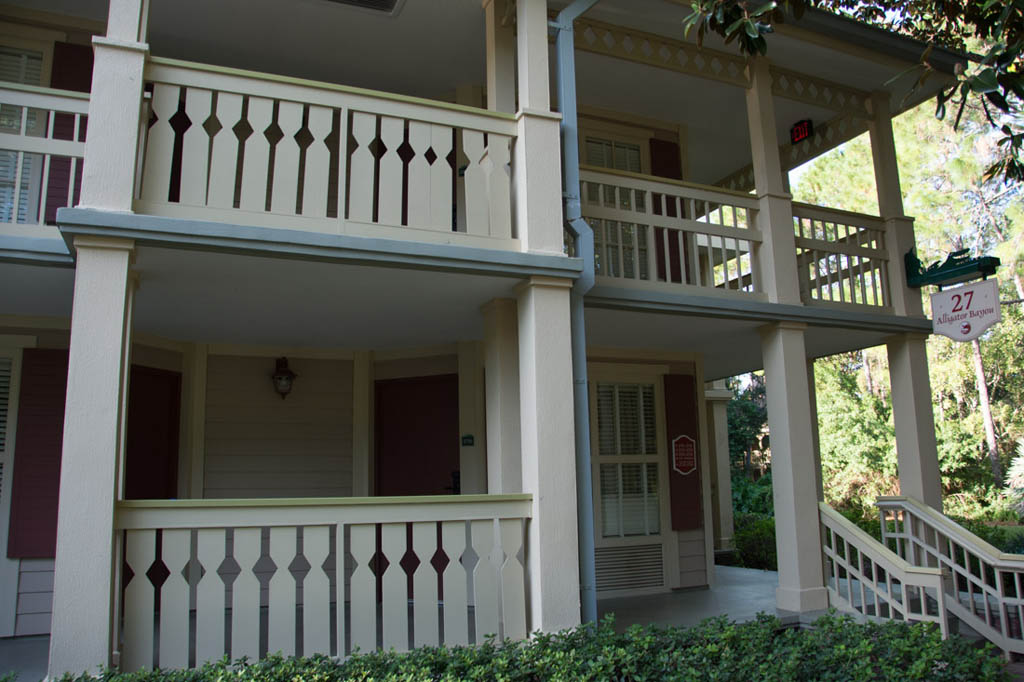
(905, 249, 1000, 289)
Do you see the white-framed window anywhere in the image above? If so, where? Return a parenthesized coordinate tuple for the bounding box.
(596, 382, 661, 537)
(585, 136, 643, 174)
(0, 41, 48, 225)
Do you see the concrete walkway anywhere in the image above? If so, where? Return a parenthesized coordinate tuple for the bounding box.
(598, 565, 780, 630)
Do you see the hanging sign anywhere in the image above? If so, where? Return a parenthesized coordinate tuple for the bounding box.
(931, 278, 1001, 342)
(672, 435, 697, 476)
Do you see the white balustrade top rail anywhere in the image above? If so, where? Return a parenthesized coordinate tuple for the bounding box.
(136, 57, 518, 249)
(819, 502, 947, 635)
(877, 495, 1024, 655)
(115, 493, 533, 529)
(115, 494, 532, 670)
(579, 166, 764, 299)
(792, 202, 891, 310)
(0, 83, 88, 234)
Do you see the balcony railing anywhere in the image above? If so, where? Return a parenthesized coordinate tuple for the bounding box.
(135, 58, 518, 249)
(793, 203, 891, 310)
(115, 494, 531, 670)
(580, 166, 763, 299)
(0, 84, 87, 234)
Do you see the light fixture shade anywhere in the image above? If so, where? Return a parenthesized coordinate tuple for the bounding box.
(271, 357, 297, 399)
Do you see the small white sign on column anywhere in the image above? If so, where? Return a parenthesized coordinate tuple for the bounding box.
(931, 278, 1001, 342)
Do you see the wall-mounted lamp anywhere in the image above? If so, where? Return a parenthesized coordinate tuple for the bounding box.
(271, 357, 297, 399)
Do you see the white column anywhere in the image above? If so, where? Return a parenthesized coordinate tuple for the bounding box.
(760, 322, 827, 613)
(869, 91, 924, 318)
(807, 359, 823, 502)
(705, 383, 734, 551)
(887, 333, 943, 510)
(483, 299, 521, 493)
(458, 341, 487, 494)
(183, 343, 207, 498)
(79, 0, 149, 213)
(517, 277, 580, 631)
(48, 236, 134, 678)
(513, 0, 564, 255)
(0, 335, 35, 638)
(483, 0, 515, 113)
(352, 351, 374, 497)
(746, 57, 802, 304)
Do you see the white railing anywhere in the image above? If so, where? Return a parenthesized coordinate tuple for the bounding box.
(793, 203, 891, 309)
(0, 84, 88, 232)
(819, 502, 947, 634)
(136, 58, 517, 249)
(877, 496, 1024, 656)
(115, 494, 531, 670)
(580, 166, 763, 298)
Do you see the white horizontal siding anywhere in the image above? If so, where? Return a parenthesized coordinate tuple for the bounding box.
(15, 558, 52, 636)
(204, 355, 353, 499)
(678, 528, 707, 588)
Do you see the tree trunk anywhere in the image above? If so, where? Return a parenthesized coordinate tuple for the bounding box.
(972, 338, 1003, 486)
(862, 350, 875, 397)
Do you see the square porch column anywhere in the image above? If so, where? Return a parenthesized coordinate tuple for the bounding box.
(705, 383, 734, 551)
(512, 0, 564, 255)
(79, 0, 149, 213)
(483, 298, 521, 493)
(746, 57, 802, 304)
(49, 236, 135, 678)
(760, 322, 828, 613)
(517, 277, 580, 631)
(887, 333, 943, 509)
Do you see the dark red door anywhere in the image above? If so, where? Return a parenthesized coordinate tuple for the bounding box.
(375, 374, 459, 496)
(124, 365, 181, 500)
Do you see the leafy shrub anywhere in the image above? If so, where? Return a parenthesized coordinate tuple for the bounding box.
(53, 612, 1008, 682)
(733, 513, 777, 570)
(731, 471, 774, 516)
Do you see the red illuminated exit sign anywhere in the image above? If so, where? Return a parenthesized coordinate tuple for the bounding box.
(791, 119, 814, 144)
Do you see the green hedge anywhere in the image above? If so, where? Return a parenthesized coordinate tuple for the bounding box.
(51, 612, 1008, 682)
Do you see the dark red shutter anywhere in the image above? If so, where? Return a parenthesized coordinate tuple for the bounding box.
(45, 42, 92, 224)
(50, 42, 93, 93)
(649, 138, 682, 180)
(664, 374, 702, 531)
(7, 349, 69, 558)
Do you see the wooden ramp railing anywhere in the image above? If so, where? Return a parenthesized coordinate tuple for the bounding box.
(877, 496, 1024, 657)
(819, 502, 947, 633)
(115, 495, 531, 670)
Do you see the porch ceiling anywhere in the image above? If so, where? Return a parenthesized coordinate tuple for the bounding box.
(17, 0, 958, 185)
(129, 246, 519, 348)
(585, 305, 917, 380)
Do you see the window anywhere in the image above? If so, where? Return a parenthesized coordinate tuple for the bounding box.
(596, 382, 660, 537)
(585, 136, 642, 174)
(0, 45, 45, 224)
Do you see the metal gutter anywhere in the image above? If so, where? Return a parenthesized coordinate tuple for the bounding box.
(551, 0, 601, 625)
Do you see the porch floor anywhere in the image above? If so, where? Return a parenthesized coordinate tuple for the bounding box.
(597, 565, 780, 631)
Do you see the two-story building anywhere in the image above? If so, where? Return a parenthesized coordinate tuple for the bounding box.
(0, 0, 992, 676)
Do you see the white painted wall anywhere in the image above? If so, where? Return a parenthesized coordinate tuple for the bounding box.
(204, 355, 353, 498)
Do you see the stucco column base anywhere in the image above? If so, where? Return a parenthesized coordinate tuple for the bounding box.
(776, 585, 829, 613)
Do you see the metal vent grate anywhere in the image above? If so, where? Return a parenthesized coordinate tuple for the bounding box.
(320, 0, 406, 16)
(595, 544, 663, 592)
